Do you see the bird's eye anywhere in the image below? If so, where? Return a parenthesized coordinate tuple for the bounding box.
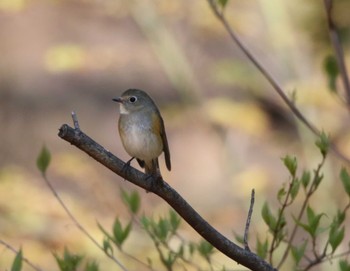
(129, 96, 137, 103)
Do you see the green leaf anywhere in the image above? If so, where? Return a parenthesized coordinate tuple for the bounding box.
(315, 132, 329, 158)
(275, 212, 287, 242)
(277, 186, 286, 202)
(301, 170, 311, 189)
(11, 249, 22, 271)
(121, 189, 140, 214)
(290, 178, 300, 200)
(340, 167, 350, 197)
(54, 247, 83, 271)
(293, 207, 324, 238)
(218, 0, 229, 9)
(169, 210, 181, 233)
(140, 215, 150, 231)
(335, 209, 346, 225)
(291, 241, 307, 265)
(261, 202, 276, 232)
(339, 259, 350, 271)
(256, 238, 268, 260)
(112, 217, 131, 248)
(313, 171, 324, 188)
(85, 261, 99, 271)
(189, 242, 196, 255)
(155, 218, 170, 242)
(37, 145, 51, 174)
(323, 54, 339, 92)
(282, 155, 297, 177)
(197, 240, 214, 261)
(306, 206, 324, 238)
(329, 225, 345, 253)
(102, 237, 113, 256)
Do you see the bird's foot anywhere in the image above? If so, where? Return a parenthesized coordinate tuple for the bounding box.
(122, 157, 135, 174)
(145, 173, 163, 193)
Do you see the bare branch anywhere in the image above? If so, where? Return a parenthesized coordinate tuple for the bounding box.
(71, 111, 80, 130)
(58, 122, 276, 271)
(207, 0, 318, 135)
(323, 0, 350, 104)
(206, 0, 350, 164)
(244, 189, 255, 251)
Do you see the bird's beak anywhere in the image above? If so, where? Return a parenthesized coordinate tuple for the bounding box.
(112, 97, 123, 103)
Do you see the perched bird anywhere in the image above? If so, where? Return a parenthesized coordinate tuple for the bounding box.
(113, 89, 171, 178)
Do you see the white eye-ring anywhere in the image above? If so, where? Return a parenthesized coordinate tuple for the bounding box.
(129, 96, 137, 103)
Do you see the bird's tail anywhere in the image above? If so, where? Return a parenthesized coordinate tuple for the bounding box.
(145, 158, 160, 177)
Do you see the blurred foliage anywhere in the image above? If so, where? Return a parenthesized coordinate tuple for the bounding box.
(45, 44, 87, 73)
(205, 97, 270, 135)
(11, 249, 22, 271)
(37, 145, 51, 175)
(1, 0, 350, 270)
(258, 134, 350, 270)
(8, 137, 346, 271)
(211, 60, 261, 88)
(0, 0, 26, 12)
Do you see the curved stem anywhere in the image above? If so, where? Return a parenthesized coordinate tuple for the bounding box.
(207, 0, 350, 164)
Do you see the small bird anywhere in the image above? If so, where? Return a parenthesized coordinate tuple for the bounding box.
(113, 89, 171, 178)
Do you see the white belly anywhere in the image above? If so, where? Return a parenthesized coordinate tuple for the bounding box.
(122, 125, 163, 161)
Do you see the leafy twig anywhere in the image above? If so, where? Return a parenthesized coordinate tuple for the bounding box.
(0, 239, 43, 271)
(277, 156, 326, 269)
(268, 178, 295, 263)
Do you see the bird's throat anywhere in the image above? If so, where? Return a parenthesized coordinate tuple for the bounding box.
(119, 104, 130, 114)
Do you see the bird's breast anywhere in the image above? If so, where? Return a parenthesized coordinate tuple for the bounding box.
(118, 113, 163, 161)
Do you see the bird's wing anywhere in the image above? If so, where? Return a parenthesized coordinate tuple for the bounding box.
(151, 109, 171, 171)
(160, 116, 171, 171)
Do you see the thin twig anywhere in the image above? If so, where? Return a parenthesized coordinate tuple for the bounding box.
(42, 173, 128, 271)
(71, 111, 80, 130)
(43, 116, 128, 271)
(0, 239, 43, 271)
(207, 0, 318, 135)
(207, 0, 350, 164)
(243, 189, 255, 251)
(277, 156, 326, 269)
(268, 179, 293, 264)
(323, 0, 350, 104)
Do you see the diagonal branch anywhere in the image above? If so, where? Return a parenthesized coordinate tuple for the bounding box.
(207, 0, 350, 164)
(58, 123, 276, 271)
(323, 0, 350, 105)
(0, 240, 43, 271)
(207, 0, 318, 135)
